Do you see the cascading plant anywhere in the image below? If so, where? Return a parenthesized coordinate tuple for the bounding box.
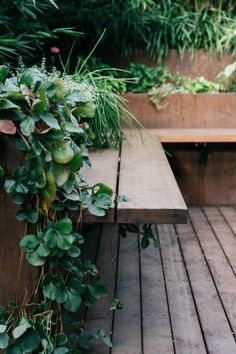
(0, 64, 115, 352)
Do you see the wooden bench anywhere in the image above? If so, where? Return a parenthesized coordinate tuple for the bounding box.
(153, 128, 236, 143)
(82, 129, 187, 224)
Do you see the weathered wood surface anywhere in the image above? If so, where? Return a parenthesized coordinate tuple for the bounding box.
(140, 225, 174, 354)
(86, 224, 119, 354)
(86, 207, 236, 353)
(112, 232, 142, 354)
(117, 130, 187, 224)
(81, 148, 120, 223)
(158, 224, 206, 354)
(154, 128, 236, 143)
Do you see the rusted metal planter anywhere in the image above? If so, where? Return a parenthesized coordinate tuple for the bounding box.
(122, 92, 236, 129)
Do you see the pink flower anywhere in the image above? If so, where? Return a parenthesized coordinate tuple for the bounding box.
(50, 47, 60, 54)
(0, 120, 16, 135)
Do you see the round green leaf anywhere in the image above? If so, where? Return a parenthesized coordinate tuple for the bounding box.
(52, 163, 70, 186)
(20, 235, 39, 251)
(6, 343, 23, 354)
(37, 243, 51, 257)
(0, 332, 9, 349)
(52, 141, 74, 164)
(26, 251, 45, 266)
(88, 283, 108, 299)
(13, 319, 31, 339)
(0, 325, 6, 334)
(55, 218, 72, 234)
(55, 333, 67, 346)
(18, 328, 41, 352)
(57, 233, 73, 250)
(68, 245, 81, 258)
(63, 290, 81, 312)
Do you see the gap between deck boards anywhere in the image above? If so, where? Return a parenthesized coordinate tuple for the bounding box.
(84, 207, 236, 354)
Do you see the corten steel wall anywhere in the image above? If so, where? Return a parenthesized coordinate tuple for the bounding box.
(0, 136, 35, 305)
(108, 49, 234, 80)
(122, 92, 236, 129)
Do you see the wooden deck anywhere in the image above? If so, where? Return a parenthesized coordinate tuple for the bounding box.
(84, 207, 236, 354)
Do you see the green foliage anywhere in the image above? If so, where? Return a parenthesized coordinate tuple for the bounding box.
(148, 73, 222, 109)
(39, 0, 236, 63)
(0, 65, 116, 352)
(119, 224, 160, 249)
(124, 63, 172, 92)
(0, 1, 80, 64)
(74, 68, 135, 148)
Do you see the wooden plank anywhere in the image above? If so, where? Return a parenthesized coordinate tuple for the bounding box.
(111, 233, 142, 354)
(203, 207, 236, 274)
(140, 225, 174, 354)
(86, 224, 119, 354)
(189, 208, 236, 334)
(81, 149, 119, 223)
(158, 224, 206, 354)
(153, 128, 236, 143)
(220, 206, 236, 234)
(176, 216, 236, 353)
(117, 130, 187, 224)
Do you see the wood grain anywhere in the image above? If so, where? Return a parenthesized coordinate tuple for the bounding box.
(153, 128, 236, 143)
(176, 213, 236, 353)
(203, 207, 236, 274)
(140, 225, 174, 354)
(86, 224, 119, 354)
(111, 233, 142, 354)
(117, 130, 187, 224)
(176, 208, 236, 354)
(158, 224, 206, 354)
(81, 148, 120, 223)
(189, 208, 236, 335)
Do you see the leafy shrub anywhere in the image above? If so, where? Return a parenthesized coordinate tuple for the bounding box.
(0, 64, 115, 352)
(0, 0, 80, 64)
(124, 63, 172, 92)
(42, 0, 236, 63)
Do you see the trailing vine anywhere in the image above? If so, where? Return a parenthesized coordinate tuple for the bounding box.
(0, 64, 115, 352)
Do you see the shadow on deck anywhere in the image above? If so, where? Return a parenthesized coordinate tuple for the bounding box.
(84, 207, 236, 354)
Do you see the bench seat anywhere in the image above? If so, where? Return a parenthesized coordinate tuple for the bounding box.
(153, 128, 236, 143)
(82, 129, 187, 224)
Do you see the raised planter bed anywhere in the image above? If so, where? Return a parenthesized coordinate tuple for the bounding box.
(122, 92, 236, 129)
